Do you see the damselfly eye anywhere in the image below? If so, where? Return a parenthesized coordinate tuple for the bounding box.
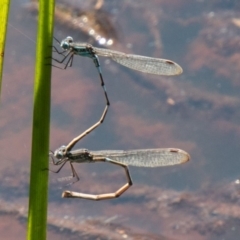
(55, 150, 64, 159)
(61, 41, 69, 50)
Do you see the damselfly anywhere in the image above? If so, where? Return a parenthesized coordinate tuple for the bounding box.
(52, 36, 183, 76)
(50, 146, 190, 200)
(51, 36, 183, 151)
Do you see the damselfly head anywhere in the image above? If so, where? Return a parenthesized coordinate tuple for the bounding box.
(60, 36, 73, 50)
(54, 145, 67, 159)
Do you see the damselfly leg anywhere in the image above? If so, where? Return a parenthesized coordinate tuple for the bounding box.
(63, 157, 132, 200)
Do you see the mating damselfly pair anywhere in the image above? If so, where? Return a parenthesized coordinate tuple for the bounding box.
(50, 36, 190, 200)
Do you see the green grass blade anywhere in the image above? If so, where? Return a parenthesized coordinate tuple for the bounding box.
(0, 0, 11, 94)
(27, 0, 55, 239)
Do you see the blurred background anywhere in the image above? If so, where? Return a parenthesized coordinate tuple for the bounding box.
(1, 0, 240, 239)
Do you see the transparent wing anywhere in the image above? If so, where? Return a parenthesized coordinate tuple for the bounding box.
(90, 148, 190, 167)
(93, 47, 183, 76)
